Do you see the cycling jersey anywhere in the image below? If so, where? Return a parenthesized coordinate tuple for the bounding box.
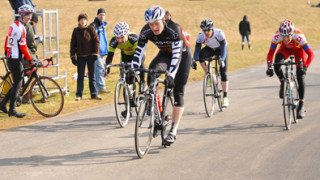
(193, 28, 227, 62)
(266, 28, 314, 67)
(5, 20, 32, 61)
(106, 33, 139, 65)
(131, 20, 190, 79)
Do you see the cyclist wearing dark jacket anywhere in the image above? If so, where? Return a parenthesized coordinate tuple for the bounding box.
(131, 5, 192, 144)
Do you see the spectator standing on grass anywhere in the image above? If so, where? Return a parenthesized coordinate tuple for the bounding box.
(90, 8, 111, 94)
(239, 15, 251, 50)
(70, 13, 102, 101)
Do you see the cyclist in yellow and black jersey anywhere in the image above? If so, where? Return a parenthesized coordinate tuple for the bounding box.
(105, 22, 146, 93)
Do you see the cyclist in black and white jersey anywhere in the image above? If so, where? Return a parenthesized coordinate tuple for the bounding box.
(130, 5, 192, 144)
(192, 18, 229, 108)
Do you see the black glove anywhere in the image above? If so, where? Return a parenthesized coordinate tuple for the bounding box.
(71, 57, 77, 66)
(30, 59, 42, 67)
(165, 76, 175, 88)
(266, 67, 274, 77)
(126, 70, 135, 84)
(301, 66, 307, 75)
(191, 60, 197, 70)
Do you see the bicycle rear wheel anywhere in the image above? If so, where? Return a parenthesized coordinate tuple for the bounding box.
(292, 77, 299, 123)
(135, 96, 154, 158)
(203, 72, 215, 117)
(283, 80, 292, 130)
(161, 89, 173, 147)
(30, 76, 64, 117)
(214, 73, 223, 112)
(114, 81, 130, 128)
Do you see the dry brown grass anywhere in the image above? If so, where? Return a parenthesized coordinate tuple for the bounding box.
(0, 0, 319, 129)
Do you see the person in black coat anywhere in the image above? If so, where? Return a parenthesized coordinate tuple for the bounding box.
(239, 15, 251, 50)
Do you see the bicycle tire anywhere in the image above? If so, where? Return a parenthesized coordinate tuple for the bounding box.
(135, 96, 154, 158)
(203, 72, 215, 117)
(292, 77, 299, 123)
(114, 81, 130, 128)
(30, 76, 64, 117)
(161, 89, 174, 147)
(283, 80, 292, 130)
(215, 71, 223, 111)
(0, 76, 12, 100)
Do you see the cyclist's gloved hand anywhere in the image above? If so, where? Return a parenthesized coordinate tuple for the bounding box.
(301, 66, 307, 75)
(30, 59, 42, 67)
(126, 69, 135, 84)
(219, 58, 225, 68)
(266, 67, 274, 77)
(191, 59, 197, 70)
(165, 76, 175, 88)
(71, 57, 77, 66)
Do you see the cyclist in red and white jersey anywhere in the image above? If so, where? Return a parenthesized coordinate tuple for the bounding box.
(266, 19, 314, 119)
(130, 5, 192, 144)
(0, 4, 35, 118)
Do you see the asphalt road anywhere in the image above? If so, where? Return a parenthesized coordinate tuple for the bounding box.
(0, 50, 319, 180)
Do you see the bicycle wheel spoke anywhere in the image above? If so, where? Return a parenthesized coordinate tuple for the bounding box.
(31, 77, 64, 117)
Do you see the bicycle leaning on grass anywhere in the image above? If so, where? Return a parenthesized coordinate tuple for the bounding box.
(200, 56, 224, 117)
(0, 56, 64, 117)
(269, 55, 301, 130)
(133, 68, 174, 158)
(106, 62, 144, 128)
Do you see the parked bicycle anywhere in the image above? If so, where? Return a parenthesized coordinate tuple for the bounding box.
(134, 68, 174, 158)
(0, 56, 64, 117)
(270, 55, 301, 130)
(200, 56, 223, 117)
(106, 62, 143, 128)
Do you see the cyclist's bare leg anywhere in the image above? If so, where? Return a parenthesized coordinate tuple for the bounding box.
(200, 62, 208, 72)
(171, 106, 184, 135)
(222, 81, 228, 93)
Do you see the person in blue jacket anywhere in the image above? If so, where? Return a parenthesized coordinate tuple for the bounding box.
(90, 8, 111, 94)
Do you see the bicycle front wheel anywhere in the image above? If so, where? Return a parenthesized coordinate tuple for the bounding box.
(114, 81, 130, 128)
(135, 96, 153, 158)
(30, 76, 64, 117)
(283, 80, 292, 130)
(161, 90, 173, 147)
(203, 72, 215, 117)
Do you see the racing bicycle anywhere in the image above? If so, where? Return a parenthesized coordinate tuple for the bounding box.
(200, 56, 223, 117)
(134, 68, 174, 158)
(270, 55, 300, 130)
(106, 62, 143, 128)
(0, 56, 64, 117)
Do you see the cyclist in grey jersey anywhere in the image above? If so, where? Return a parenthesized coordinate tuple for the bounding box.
(192, 18, 229, 108)
(131, 5, 192, 144)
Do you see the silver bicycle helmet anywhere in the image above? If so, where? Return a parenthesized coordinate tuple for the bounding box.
(18, 4, 34, 16)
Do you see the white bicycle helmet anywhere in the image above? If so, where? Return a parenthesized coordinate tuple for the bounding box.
(18, 4, 34, 16)
(279, 19, 295, 36)
(144, 5, 165, 23)
(114, 22, 129, 37)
